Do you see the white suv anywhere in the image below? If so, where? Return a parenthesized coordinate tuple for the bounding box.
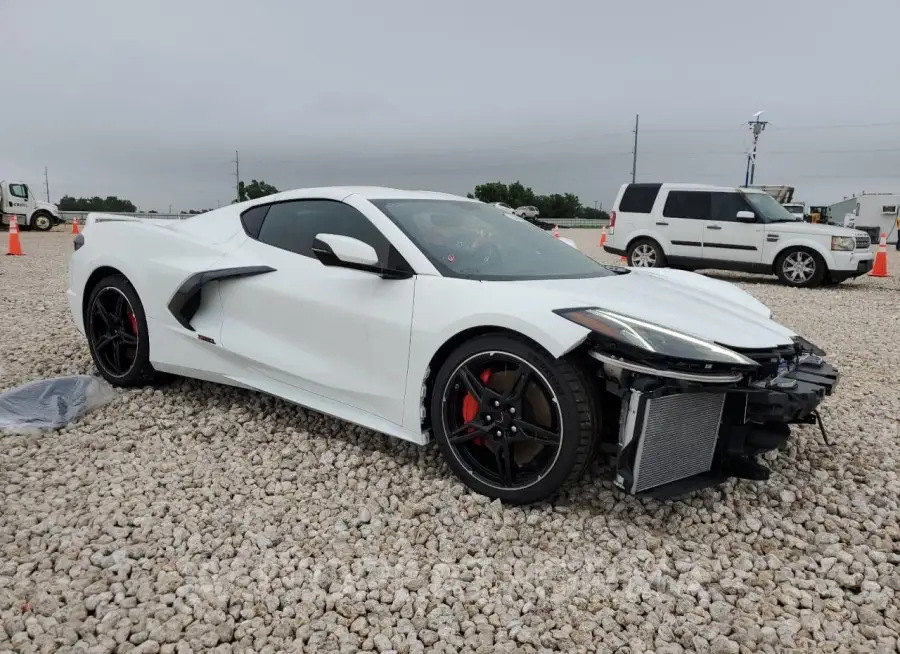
(603, 182, 875, 287)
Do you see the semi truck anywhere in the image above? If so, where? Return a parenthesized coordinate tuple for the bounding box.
(1, 179, 62, 231)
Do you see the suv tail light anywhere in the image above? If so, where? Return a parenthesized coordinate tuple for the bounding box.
(609, 210, 616, 235)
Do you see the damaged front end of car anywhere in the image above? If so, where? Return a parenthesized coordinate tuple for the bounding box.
(556, 308, 839, 499)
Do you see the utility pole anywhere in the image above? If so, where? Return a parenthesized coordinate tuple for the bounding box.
(631, 114, 639, 183)
(744, 111, 768, 186)
(233, 150, 240, 201)
(44, 167, 50, 202)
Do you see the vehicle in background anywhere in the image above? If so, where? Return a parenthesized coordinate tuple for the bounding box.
(828, 192, 900, 245)
(515, 205, 540, 219)
(748, 184, 795, 204)
(603, 182, 874, 287)
(783, 201, 807, 221)
(1, 180, 61, 231)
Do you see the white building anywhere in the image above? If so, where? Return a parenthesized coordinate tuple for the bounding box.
(828, 192, 899, 244)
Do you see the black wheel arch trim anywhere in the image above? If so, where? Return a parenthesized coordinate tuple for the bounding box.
(167, 265, 276, 331)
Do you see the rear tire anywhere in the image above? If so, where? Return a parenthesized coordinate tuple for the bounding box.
(84, 274, 161, 387)
(627, 239, 667, 268)
(430, 333, 598, 505)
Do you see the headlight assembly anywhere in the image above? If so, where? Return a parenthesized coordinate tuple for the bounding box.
(831, 236, 855, 251)
(554, 307, 759, 369)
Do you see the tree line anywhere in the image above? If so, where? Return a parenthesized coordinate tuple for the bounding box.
(57, 179, 607, 221)
(467, 181, 608, 220)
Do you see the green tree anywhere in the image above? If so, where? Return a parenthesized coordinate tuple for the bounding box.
(235, 179, 279, 202)
(57, 195, 137, 212)
(469, 181, 602, 220)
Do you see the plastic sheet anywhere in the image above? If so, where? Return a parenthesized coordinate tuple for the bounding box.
(0, 375, 117, 433)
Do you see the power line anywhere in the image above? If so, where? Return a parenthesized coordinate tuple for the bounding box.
(233, 150, 240, 201)
(745, 113, 769, 186)
(631, 114, 639, 184)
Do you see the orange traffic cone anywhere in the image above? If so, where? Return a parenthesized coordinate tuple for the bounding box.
(598, 225, 608, 247)
(553, 225, 560, 238)
(620, 254, 628, 265)
(6, 216, 24, 256)
(868, 232, 889, 277)
(72, 217, 80, 234)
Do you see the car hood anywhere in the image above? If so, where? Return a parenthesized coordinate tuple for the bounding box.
(513, 267, 797, 349)
(766, 220, 862, 238)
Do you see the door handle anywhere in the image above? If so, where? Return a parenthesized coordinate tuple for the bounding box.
(655, 221, 668, 226)
(706, 225, 722, 230)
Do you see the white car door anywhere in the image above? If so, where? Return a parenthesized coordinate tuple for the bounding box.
(217, 198, 416, 426)
(702, 191, 765, 265)
(657, 190, 707, 261)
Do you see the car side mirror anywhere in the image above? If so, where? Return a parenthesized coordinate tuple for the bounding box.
(735, 210, 756, 223)
(313, 233, 379, 267)
(312, 233, 413, 279)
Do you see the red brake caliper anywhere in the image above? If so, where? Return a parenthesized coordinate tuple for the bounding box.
(462, 369, 492, 446)
(127, 312, 138, 336)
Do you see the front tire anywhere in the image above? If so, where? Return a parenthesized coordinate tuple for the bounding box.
(84, 274, 160, 386)
(31, 212, 54, 232)
(430, 333, 597, 505)
(775, 248, 826, 288)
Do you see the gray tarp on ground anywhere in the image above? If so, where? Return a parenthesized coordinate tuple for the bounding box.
(0, 374, 117, 433)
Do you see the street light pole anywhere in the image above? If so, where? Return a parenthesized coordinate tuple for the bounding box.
(744, 111, 768, 186)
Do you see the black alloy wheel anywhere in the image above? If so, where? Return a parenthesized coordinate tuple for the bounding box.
(431, 333, 596, 505)
(85, 274, 160, 386)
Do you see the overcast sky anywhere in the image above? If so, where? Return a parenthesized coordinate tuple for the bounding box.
(4, 0, 900, 212)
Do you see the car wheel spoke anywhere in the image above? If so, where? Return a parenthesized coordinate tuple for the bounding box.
(504, 364, 532, 403)
(494, 440, 515, 486)
(512, 418, 560, 445)
(94, 301, 113, 327)
(457, 366, 487, 403)
(95, 333, 117, 351)
(111, 339, 123, 372)
(120, 331, 138, 346)
(448, 420, 490, 445)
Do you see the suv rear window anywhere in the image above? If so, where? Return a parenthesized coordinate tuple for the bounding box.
(618, 184, 661, 213)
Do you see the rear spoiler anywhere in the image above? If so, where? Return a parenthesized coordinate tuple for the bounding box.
(82, 212, 181, 231)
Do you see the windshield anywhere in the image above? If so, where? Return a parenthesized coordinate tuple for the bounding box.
(743, 192, 804, 222)
(370, 198, 616, 280)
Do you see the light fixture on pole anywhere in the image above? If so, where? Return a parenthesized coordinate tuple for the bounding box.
(744, 110, 768, 186)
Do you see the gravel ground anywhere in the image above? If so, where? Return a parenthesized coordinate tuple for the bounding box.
(1, 228, 899, 654)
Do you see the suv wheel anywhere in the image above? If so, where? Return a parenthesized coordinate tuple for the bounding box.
(627, 239, 666, 268)
(775, 248, 826, 288)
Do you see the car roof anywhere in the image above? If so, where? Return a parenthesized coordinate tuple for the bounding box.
(252, 185, 476, 203)
(623, 182, 769, 194)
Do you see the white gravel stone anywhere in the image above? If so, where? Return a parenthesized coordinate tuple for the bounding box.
(1, 229, 899, 652)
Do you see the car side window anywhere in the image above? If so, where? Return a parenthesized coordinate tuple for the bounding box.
(240, 204, 269, 239)
(663, 191, 712, 220)
(619, 183, 661, 213)
(9, 184, 28, 199)
(255, 199, 392, 263)
(709, 192, 750, 222)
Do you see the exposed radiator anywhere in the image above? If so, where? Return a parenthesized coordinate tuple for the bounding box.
(623, 390, 726, 493)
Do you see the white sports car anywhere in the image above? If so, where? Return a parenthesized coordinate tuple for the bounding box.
(67, 186, 839, 505)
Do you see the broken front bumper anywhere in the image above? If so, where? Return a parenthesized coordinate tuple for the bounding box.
(612, 354, 839, 499)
